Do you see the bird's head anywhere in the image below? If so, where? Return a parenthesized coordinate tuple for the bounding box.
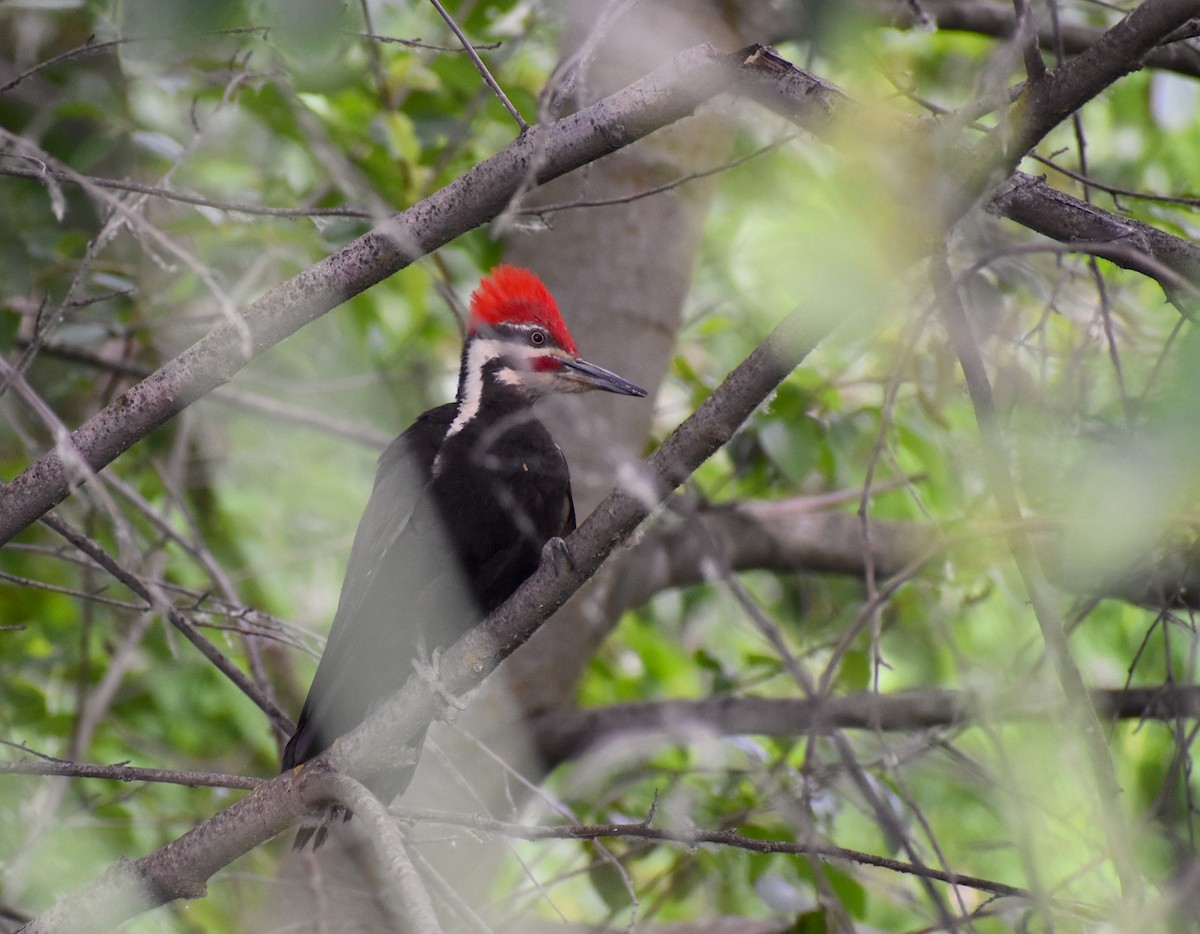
(463, 265, 647, 400)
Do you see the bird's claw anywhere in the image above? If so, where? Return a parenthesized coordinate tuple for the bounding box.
(413, 647, 467, 716)
(295, 803, 348, 851)
(542, 536, 575, 576)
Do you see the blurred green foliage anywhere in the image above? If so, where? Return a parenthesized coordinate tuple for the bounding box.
(2, 1, 1198, 931)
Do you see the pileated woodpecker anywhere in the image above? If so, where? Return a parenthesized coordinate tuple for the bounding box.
(282, 265, 645, 846)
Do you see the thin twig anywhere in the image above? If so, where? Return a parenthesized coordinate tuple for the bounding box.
(356, 31, 501, 53)
(517, 138, 793, 216)
(427, 0, 528, 130)
(0, 164, 371, 217)
(357, 0, 392, 108)
(41, 514, 296, 737)
(931, 245, 1144, 903)
(0, 37, 127, 94)
(0, 570, 145, 611)
(1030, 152, 1200, 207)
(0, 756, 261, 791)
(393, 808, 1061, 906)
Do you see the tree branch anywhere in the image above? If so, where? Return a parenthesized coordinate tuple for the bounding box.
(988, 171, 1200, 307)
(605, 496, 934, 613)
(395, 807, 1033, 903)
(606, 495, 1200, 613)
(0, 757, 261, 791)
(724, 48, 1200, 304)
(985, 0, 1200, 182)
(0, 43, 765, 546)
(530, 684, 1200, 766)
(41, 515, 295, 738)
(877, 0, 1200, 81)
(5, 29, 1199, 545)
(17, 277, 831, 934)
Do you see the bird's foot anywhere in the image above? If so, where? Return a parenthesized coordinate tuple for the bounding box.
(542, 536, 575, 576)
(412, 648, 467, 716)
(294, 803, 350, 851)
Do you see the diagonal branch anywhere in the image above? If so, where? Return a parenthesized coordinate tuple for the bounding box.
(530, 685, 1200, 766)
(16, 297, 831, 934)
(41, 514, 295, 737)
(5, 28, 1200, 546)
(931, 248, 1143, 900)
(988, 171, 1200, 307)
(13, 23, 1200, 925)
(428, 0, 527, 130)
(336, 310, 830, 780)
(983, 0, 1200, 186)
(0, 44, 840, 547)
(876, 0, 1200, 81)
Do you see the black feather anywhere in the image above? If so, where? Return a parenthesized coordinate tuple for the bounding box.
(282, 387, 575, 846)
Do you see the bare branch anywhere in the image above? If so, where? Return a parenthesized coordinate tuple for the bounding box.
(395, 807, 1035, 903)
(355, 31, 502, 53)
(931, 247, 1143, 900)
(987, 171, 1200, 307)
(0, 37, 128, 94)
(515, 138, 793, 216)
(0, 43, 756, 546)
(986, 0, 1200, 183)
(428, 0, 527, 130)
(15, 249, 832, 934)
(300, 772, 436, 930)
(606, 496, 934, 614)
(0, 165, 371, 218)
(530, 685, 1200, 765)
(41, 515, 295, 738)
(0, 757, 261, 791)
(1030, 153, 1200, 208)
(877, 0, 1200, 80)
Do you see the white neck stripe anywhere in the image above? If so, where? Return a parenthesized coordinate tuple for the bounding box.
(447, 338, 505, 438)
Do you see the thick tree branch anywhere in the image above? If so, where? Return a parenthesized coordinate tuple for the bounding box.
(0, 43, 787, 546)
(17, 285, 830, 934)
(607, 496, 1200, 612)
(988, 171, 1200, 307)
(727, 48, 1200, 303)
(984, 0, 1199, 184)
(606, 497, 933, 613)
(530, 685, 1200, 766)
(5, 25, 1199, 546)
(879, 0, 1200, 80)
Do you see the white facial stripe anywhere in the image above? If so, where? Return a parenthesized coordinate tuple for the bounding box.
(447, 338, 563, 437)
(447, 338, 506, 437)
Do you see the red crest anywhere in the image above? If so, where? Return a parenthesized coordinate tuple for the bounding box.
(468, 266, 577, 354)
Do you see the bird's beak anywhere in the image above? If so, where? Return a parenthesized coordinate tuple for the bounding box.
(561, 357, 647, 397)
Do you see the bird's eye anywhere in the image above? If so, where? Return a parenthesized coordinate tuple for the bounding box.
(530, 330, 547, 346)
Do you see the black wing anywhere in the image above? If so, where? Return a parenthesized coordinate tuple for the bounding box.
(282, 403, 577, 776)
(282, 404, 463, 771)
